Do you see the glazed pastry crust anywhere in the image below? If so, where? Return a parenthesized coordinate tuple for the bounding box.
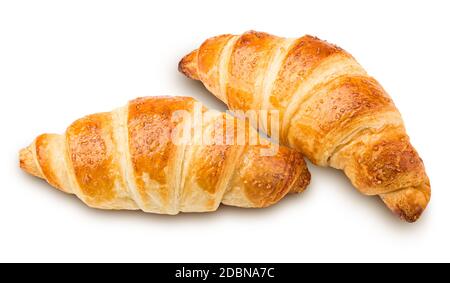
(179, 31, 431, 222)
(20, 96, 310, 214)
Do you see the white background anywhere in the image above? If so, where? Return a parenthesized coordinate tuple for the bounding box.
(0, 0, 449, 263)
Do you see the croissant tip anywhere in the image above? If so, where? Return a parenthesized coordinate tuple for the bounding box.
(291, 165, 311, 194)
(19, 145, 42, 178)
(179, 49, 200, 80)
(381, 181, 431, 223)
(394, 206, 424, 223)
(396, 194, 430, 223)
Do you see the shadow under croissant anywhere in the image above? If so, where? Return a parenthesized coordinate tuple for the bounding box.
(19, 162, 428, 231)
(19, 171, 308, 223)
(310, 164, 431, 228)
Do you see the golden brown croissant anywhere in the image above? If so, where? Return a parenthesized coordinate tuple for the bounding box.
(19, 96, 310, 214)
(179, 31, 430, 222)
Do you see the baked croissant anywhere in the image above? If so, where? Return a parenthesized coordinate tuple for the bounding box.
(19, 96, 310, 214)
(179, 31, 430, 222)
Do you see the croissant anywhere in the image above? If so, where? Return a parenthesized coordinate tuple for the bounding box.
(19, 96, 310, 214)
(179, 31, 430, 222)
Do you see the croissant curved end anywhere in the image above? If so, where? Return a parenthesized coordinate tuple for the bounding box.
(178, 49, 200, 80)
(290, 162, 312, 194)
(19, 145, 42, 178)
(381, 181, 431, 223)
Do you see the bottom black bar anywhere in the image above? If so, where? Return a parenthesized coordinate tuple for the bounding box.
(171, 264, 278, 281)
